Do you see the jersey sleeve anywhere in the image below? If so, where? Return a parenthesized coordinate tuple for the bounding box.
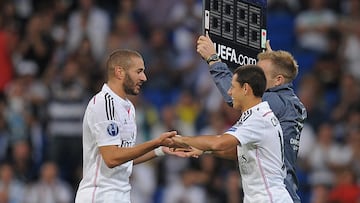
(225, 116, 263, 146)
(87, 96, 123, 147)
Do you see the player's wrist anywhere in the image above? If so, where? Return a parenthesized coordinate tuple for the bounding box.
(203, 150, 213, 154)
(154, 146, 165, 157)
(206, 54, 220, 65)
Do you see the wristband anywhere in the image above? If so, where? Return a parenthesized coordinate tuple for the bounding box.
(154, 147, 165, 157)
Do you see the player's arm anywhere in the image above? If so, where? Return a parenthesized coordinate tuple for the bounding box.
(99, 131, 176, 168)
(172, 133, 239, 155)
(133, 146, 191, 165)
(212, 147, 238, 160)
(181, 146, 238, 160)
(197, 35, 233, 107)
(133, 149, 157, 165)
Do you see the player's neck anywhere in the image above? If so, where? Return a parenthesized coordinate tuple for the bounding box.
(107, 81, 127, 100)
(241, 97, 262, 112)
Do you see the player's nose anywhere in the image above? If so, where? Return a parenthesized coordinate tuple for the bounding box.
(140, 72, 147, 82)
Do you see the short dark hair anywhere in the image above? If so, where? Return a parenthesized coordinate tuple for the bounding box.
(234, 65, 266, 97)
(106, 49, 142, 78)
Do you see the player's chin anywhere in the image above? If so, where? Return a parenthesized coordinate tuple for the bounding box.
(133, 86, 142, 94)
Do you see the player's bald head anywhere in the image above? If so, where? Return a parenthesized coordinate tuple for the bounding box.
(106, 49, 143, 78)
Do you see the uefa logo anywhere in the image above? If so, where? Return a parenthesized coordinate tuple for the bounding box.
(107, 122, 119, 136)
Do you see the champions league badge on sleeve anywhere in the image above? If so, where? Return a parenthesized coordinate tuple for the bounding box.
(203, 0, 267, 71)
(107, 122, 119, 136)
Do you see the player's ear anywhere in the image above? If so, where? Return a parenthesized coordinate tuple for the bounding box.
(275, 75, 285, 86)
(243, 83, 249, 94)
(243, 83, 254, 96)
(114, 65, 125, 79)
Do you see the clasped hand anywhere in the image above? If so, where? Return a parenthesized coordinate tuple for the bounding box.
(165, 135, 204, 158)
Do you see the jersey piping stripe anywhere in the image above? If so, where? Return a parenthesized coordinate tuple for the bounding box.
(110, 96, 114, 119)
(256, 147, 274, 203)
(262, 110, 273, 117)
(105, 93, 115, 120)
(91, 156, 101, 203)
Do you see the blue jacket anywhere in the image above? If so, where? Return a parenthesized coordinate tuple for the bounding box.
(210, 62, 307, 203)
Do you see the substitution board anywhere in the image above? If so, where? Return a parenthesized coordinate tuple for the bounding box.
(203, 0, 267, 71)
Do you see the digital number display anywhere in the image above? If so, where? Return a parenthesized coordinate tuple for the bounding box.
(208, 0, 262, 49)
(203, 0, 267, 70)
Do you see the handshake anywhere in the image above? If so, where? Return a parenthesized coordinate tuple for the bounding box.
(156, 131, 206, 158)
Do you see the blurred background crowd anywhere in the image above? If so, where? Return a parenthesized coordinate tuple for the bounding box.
(0, 0, 359, 202)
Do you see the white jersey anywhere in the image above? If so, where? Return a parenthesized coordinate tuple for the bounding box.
(225, 102, 293, 203)
(75, 84, 136, 203)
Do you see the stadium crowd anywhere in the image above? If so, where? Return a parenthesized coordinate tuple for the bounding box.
(0, 0, 359, 202)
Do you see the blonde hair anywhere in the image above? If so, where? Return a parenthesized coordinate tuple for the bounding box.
(257, 50, 298, 83)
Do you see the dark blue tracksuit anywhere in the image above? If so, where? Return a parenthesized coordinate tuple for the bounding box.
(209, 62, 307, 203)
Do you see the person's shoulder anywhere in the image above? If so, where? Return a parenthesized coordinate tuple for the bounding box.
(264, 84, 296, 103)
(263, 91, 282, 103)
(251, 102, 273, 116)
(262, 92, 286, 115)
(242, 104, 268, 123)
(87, 91, 107, 109)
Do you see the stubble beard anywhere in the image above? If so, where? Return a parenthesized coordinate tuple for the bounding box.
(123, 74, 139, 96)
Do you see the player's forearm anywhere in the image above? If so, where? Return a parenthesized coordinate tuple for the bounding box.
(100, 140, 159, 168)
(133, 150, 156, 165)
(181, 135, 225, 152)
(212, 147, 237, 160)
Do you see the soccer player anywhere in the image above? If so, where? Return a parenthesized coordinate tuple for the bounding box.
(172, 65, 293, 202)
(196, 35, 307, 203)
(75, 49, 177, 203)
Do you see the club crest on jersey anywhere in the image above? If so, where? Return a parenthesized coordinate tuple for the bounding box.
(107, 122, 119, 136)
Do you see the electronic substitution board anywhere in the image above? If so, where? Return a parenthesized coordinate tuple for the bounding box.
(203, 0, 267, 71)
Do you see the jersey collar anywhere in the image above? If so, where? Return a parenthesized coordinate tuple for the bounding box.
(241, 101, 270, 117)
(266, 83, 293, 92)
(102, 84, 132, 108)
